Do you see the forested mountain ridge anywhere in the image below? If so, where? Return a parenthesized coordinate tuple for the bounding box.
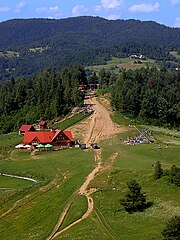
(1, 16, 180, 48)
(0, 16, 180, 80)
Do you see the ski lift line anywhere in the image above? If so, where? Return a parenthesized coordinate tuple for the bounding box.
(0, 173, 38, 183)
(133, 126, 149, 140)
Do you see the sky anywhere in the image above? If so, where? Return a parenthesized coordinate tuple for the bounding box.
(0, 0, 180, 28)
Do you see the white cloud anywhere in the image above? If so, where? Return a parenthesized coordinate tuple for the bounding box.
(72, 5, 87, 16)
(101, 0, 123, 9)
(129, 2, 160, 13)
(107, 14, 120, 20)
(49, 6, 61, 13)
(94, 0, 123, 20)
(49, 6, 62, 17)
(0, 7, 10, 13)
(35, 5, 62, 18)
(15, 1, 27, 13)
(174, 17, 180, 27)
(171, 0, 180, 4)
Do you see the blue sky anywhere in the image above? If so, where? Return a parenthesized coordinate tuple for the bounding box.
(0, 0, 180, 27)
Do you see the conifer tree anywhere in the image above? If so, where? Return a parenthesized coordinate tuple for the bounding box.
(120, 179, 147, 213)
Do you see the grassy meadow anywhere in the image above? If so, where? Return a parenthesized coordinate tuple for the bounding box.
(0, 175, 34, 189)
(0, 112, 180, 239)
(0, 51, 20, 58)
(0, 147, 94, 240)
(170, 51, 180, 59)
(51, 111, 90, 130)
(87, 57, 156, 74)
(57, 131, 180, 240)
(0, 132, 23, 147)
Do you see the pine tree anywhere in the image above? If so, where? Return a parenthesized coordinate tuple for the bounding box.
(120, 179, 147, 213)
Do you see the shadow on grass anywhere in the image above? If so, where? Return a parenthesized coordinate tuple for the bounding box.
(128, 201, 154, 214)
(119, 200, 154, 214)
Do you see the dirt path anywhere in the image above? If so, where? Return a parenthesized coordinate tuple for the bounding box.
(47, 96, 127, 239)
(69, 96, 126, 146)
(50, 151, 100, 239)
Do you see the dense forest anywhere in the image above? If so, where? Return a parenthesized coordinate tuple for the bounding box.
(0, 17, 180, 132)
(0, 16, 180, 80)
(0, 65, 86, 134)
(1, 42, 178, 81)
(111, 67, 180, 128)
(0, 63, 179, 134)
(1, 17, 180, 49)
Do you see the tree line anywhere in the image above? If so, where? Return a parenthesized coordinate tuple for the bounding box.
(111, 67, 180, 128)
(0, 65, 85, 134)
(0, 64, 179, 134)
(1, 42, 178, 81)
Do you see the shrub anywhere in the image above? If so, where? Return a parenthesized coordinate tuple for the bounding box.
(169, 165, 180, 187)
(162, 215, 180, 240)
(154, 161, 163, 180)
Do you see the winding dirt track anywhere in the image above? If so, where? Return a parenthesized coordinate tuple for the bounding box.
(47, 96, 126, 239)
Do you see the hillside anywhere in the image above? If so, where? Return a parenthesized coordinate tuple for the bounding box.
(0, 16, 180, 80)
(1, 17, 180, 48)
(0, 95, 179, 239)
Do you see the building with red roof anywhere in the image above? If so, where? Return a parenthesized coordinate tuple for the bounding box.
(23, 129, 74, 146)
(39, 120, 47, 129)
(19, 125, 36, 135)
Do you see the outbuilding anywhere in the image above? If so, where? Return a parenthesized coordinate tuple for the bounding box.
(19, 125, 36, 135)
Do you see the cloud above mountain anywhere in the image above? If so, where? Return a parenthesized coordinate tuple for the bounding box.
(129, 2, 160, 13)
(72, 5, 87, 16)
(15, 1, 27, 13)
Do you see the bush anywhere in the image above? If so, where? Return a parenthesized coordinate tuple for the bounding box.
(154, 161, 163, 180)
(169, 165, 180, 187)
(162, 216, 180, 240)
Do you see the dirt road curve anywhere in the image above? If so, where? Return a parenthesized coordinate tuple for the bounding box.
(47, 96, 126, 239)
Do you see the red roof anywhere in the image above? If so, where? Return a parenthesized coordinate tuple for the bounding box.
(23, 129, 73, 144)
(40, 121, 46, 126)
(63, 131, 73, 141)
(19, 125, 35, 132)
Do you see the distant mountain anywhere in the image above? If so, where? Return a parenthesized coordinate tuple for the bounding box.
(0, 16, 180, 80)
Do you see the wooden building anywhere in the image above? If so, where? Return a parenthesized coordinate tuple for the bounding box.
(19, 125, 36, 135)
(39, 120, 47, 130)
(23, 129, 74, 147)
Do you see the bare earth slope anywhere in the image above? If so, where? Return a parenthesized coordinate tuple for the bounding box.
(47, 96, 127, 239)
(69, 96, 126, 145)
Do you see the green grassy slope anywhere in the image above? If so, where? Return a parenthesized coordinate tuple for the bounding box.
(0, 148, 94, 240)
(57, 131, 180, 240)
(87, 57, 157, 73)
(0, 111, 179, 239)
